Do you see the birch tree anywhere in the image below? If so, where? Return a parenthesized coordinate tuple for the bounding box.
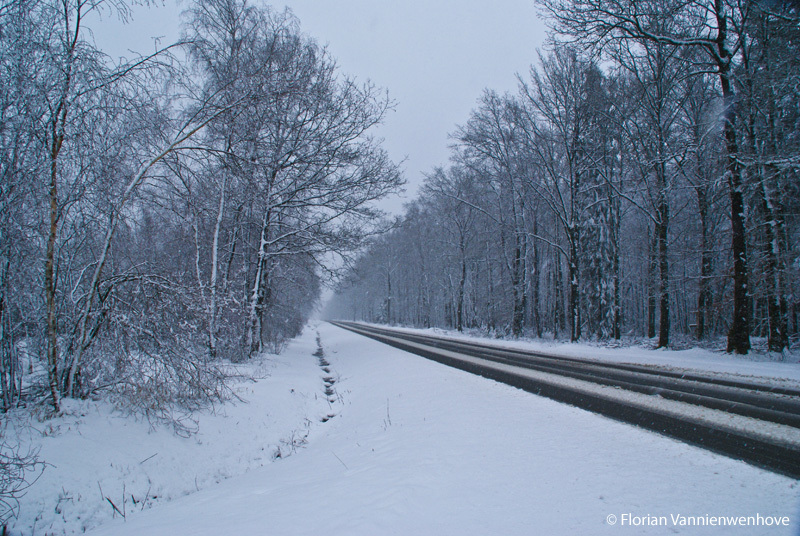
(237, 31, 400, 356)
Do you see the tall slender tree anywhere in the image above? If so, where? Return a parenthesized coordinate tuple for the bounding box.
(539, 0, 754, 353)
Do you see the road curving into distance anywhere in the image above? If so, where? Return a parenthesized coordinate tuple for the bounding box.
(330, 321, 800, 479)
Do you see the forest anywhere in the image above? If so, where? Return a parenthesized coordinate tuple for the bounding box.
(329, 0, 800, 357)
(0, 0, 402, 426)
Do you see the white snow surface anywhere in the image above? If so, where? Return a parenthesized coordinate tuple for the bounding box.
(7, 331, 329, 535)
(9, 322, 800, 535)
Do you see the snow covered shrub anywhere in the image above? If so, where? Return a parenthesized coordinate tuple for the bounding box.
(92, 346, 230, 436)
(69, 278, 232, 435)
(0, 430, 44, 526)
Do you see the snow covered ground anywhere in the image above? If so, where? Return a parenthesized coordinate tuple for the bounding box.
(6, 330, 332, 535)
(9, 322, 800, 535)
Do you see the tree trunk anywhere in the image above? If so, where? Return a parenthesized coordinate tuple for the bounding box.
(657, 220, 670, 348)
(647, 229, 657, 339)
(208, 173, 228, 360)
(456, 239, 466, 332)
(568, 229, 580, 342)
(487, 249, 497, 332)
(713, 11, 750, 354)
(531, 213, 542, 338)
(45, 137, 61, 413)
(245, 205, 271, 357)
(385, 270, 392, 324)
(656, 184, 670, 348)
(759, 178, 788, 352)
(758, 79, 789, 352)
(696, 186, 712, 340)
(723, 128, 750, 353)
(511, 231, 526, 337)
(611, 196, 621, 340)
(554, 255, 564, 339)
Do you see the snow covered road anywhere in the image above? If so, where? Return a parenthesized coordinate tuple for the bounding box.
(82, 322, 799, 535)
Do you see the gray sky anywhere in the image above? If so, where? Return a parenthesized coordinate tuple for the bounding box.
(92, 0, 548, 213)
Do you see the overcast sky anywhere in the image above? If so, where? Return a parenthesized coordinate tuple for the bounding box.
(92, 0, 548, 213)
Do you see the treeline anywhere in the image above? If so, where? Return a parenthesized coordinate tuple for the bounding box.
(0, 0, 400, 414)
(330, 0, 800, 355)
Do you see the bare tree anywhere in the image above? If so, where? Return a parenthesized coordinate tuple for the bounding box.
(455, 91, 530, 336)
(736, 1, 799, 352)
(538, 0, 755, 353)
(518, 47, 605, 341)
(422, 166, 480, 332)
(609, 35, 689, 347)
(677, 64, 725, 341)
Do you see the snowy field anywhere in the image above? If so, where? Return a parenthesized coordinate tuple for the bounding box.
(8, 322, 800, 535)
(6, 331, 331, 535)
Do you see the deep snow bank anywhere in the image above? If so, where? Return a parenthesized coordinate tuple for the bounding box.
(7, 326, 332, 535)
